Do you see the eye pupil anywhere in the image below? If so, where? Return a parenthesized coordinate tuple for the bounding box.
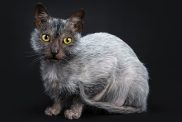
(45, 36, 48, 39)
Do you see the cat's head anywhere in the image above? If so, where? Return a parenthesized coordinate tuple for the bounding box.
(31, 3, 85, 62)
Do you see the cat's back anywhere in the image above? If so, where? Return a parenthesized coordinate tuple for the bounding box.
(76, 32, 137, 59)
(80, 32, 124, 47)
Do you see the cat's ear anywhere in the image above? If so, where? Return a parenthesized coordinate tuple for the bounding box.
(34, 3, 49, 29)
(67, 9, 85, 32)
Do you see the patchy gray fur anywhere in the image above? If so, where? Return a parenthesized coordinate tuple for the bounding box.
(31, 4, 149, 119)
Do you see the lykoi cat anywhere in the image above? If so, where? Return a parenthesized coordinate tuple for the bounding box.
(31, 3, 149, 119)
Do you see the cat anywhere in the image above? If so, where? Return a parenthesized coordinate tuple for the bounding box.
(30, 3, 149, 119)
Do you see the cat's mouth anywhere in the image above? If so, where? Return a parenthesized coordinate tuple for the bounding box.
(46, 57, 60, 62)
(44, 54, 66, 63)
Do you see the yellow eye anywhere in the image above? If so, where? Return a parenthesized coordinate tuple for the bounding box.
(41, 34, 50, 42)
(63, 37, 72, 45)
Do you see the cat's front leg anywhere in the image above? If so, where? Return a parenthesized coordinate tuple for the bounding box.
(64, 97, 84, 119)
(45, 99, 62, 116)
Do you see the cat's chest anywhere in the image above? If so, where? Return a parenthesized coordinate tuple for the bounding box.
(41, 62, 77, 94)
(42, 64, 59, 82)
(41, 65, 60, 91)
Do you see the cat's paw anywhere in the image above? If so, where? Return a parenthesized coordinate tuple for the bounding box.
(44, 106, 61, 116)
(64, 109, 81, 120)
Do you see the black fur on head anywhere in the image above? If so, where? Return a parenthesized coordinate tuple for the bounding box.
(31, 3, 85, 62)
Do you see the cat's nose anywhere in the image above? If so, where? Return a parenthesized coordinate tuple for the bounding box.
(51, 48, 59, 55)
(51, 40, 59, 55)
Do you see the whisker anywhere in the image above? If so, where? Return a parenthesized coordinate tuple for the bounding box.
(61, 58, 69, 63)
(26, 54, 40, 58)
(31, 56, 44, 65)
(24, 51, 41, 58)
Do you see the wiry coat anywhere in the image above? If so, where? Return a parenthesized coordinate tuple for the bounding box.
(31, 4, 149, 116)
(32, 31, 149, 113)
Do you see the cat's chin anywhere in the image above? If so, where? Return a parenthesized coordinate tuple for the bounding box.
(46, 58, 61, 63)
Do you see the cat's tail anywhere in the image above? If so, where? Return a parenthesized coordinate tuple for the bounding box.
(78, 82, 142, 114)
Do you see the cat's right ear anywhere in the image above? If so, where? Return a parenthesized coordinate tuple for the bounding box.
(34, 3, 49, 29)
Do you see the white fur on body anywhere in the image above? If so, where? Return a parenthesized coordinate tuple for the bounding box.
(39, 32, 149, 113)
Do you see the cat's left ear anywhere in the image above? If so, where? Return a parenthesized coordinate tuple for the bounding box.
(67, 9, 85, 32)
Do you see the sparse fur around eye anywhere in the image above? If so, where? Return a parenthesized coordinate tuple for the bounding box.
(30, 4, 149, 120)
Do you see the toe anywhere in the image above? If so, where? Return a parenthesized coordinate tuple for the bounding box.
(72, 113, 81, 119)
(64, 109, 81, 119)
(45, 108, 53, 116)
(64, 110, 74, 119)
(44, 106, 61, 116)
